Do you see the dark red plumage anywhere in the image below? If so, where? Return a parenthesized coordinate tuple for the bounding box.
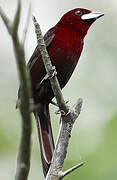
(19, 8, 104, 177)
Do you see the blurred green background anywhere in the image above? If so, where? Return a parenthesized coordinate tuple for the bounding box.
(0, 0, 117, 179)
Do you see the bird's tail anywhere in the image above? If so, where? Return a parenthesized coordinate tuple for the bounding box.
(34, 103, 55, 177)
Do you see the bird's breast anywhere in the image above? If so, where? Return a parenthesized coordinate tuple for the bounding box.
(48, 29, 84, 87)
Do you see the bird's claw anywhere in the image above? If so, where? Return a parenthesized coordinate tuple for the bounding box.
(55, 109, 66, 116)
(55, 108, 71, 116)
(52, 100, 69, 116)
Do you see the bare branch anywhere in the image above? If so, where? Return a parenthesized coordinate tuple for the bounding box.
(22, 2, 31, 45)
(0, 0, 21, 36)
(46, 98, 83, 180)
(0, 6, 12, 34)
(51, 101, 59, 107)
(13, 0, 21, 35)
(32, 16, 68, 113)
(0, 1, 32, 180)
(59, 162, 85, 179)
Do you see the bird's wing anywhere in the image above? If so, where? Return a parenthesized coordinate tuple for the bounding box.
(27, 27, 55, 70)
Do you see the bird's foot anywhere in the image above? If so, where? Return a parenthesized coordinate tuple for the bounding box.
(51, 100, 69, 115)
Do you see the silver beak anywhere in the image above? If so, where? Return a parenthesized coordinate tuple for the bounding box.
(81, 11, 104, 20)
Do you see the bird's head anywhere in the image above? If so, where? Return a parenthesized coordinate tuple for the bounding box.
(57, 8, 104, 38)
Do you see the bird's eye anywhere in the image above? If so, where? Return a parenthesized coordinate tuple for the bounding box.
(75, 10, 82, 16)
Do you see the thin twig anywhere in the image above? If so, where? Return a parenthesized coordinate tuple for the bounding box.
(0, 6, 12, 34)
(21, 2, 31, 45)
(59, 162, 85, 179)
(51, 100, 69, 108)
(51, 101, 59, 107)
(13, 0, 21, 35)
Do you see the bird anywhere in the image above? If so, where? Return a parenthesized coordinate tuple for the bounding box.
(18, 8, 104, 177)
